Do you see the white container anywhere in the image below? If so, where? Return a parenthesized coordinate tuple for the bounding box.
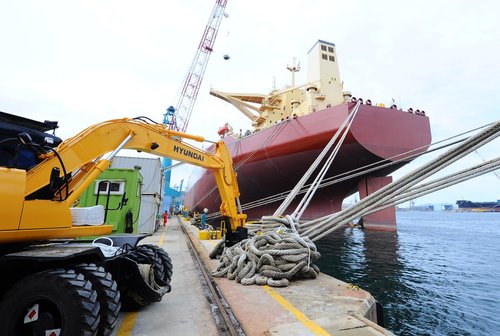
(111, 156, 165, 233)
(111, 156, 165, 196)
(138, 194, 162, 233)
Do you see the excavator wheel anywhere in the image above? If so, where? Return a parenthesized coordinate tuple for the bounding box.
(128, 244, 165, 282)
(136, 244, 173, 286)
(156, 247, 173, 285)
(0, 268, 100, 336)
(118, 245, 172, 311)
(73, 264, 121, 336)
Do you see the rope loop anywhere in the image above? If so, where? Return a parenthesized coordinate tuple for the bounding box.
(212, 217, 321, 287)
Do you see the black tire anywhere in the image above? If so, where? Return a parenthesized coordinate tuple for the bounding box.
(133, 245, 165, 284)
(0, 269, 100, 336)
(156, 247, 173, 285)
(136, 244, 173, 286)
(130, 245, 165, 283)
(74, 264, 121, 336)
(118, 248, 159, 311)
(118, 245, 172, 311)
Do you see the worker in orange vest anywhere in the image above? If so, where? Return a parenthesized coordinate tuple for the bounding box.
(163, 210, 169, 227)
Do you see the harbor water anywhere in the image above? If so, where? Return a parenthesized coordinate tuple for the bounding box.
(316, 211, 500, 336)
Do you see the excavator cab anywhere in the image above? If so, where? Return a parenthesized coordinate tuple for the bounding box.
(0, 112, 71, 202)
(0, 111, 61, 170)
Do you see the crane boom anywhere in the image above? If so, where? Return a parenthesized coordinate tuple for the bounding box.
(166, 0, 228, 133)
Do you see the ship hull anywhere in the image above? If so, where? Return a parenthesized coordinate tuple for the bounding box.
(456, 200, 500, 212)
(184, 102, 431, 225)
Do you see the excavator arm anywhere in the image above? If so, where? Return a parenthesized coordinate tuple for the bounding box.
(2, 117, 246, 242)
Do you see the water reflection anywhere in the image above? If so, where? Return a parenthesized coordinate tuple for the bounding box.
(316, 228, 405, 332)
(315, 211, 500, 336)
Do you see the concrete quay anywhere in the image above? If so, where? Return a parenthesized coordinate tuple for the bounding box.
(112, 217, 395, 336)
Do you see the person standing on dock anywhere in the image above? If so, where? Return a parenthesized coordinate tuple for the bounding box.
(163, 210, 169, 227)
(201, 208, 208, 230)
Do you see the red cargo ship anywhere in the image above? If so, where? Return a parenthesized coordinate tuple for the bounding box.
(184, 40, 431, 231)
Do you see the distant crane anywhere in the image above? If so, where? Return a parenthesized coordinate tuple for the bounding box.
(162, 0, 229, 211)
(163, 0, 229, 133)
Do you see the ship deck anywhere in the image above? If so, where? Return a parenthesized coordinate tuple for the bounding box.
(111, 217, 394, 335)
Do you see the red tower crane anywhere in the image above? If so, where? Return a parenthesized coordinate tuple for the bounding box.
(162, 0, 229, 213)
(164, 0, 229, 133)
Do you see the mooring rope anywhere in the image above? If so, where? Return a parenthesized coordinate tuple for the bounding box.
(274, 101, 361, 216)
(300, 120, 500, 242)
(212, 225, 321, 287)
(211, 115, 499, 287)
(209, 132, 473, 219)
(212, 121, 500, 287)
(291, 101, 361, 221)
(365, 156, 500, 215)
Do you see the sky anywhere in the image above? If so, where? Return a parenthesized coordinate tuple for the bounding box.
(1, 0, 499, 206)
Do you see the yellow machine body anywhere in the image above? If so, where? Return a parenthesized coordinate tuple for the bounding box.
(198, 230, 223, 240)
(0, 118, 246, 243)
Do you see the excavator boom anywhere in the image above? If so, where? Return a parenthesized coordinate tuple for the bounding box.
(2, 115, 246, 243)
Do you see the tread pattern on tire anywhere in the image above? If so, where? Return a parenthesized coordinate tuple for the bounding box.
(130, 245, 165, 281)
(0, 268, 100, 336)
(74, 263, 121, 336)
(136, 244, 173, 286)
(119, 244, 173, 310)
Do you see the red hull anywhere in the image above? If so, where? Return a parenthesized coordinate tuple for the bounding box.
(184, 102, 431, 222)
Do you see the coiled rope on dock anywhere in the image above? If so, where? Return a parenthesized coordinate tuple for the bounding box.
(212, 217, 320, 287)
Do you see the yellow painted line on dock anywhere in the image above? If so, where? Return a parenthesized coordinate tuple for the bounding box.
(117, 230, 167, 335)
(158, 231, 165, 247)
(262, 285, 331, 336)
(116, 312, 138, 336)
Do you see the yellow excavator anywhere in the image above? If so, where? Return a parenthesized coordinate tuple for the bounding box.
(0, 112, 247, 335)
